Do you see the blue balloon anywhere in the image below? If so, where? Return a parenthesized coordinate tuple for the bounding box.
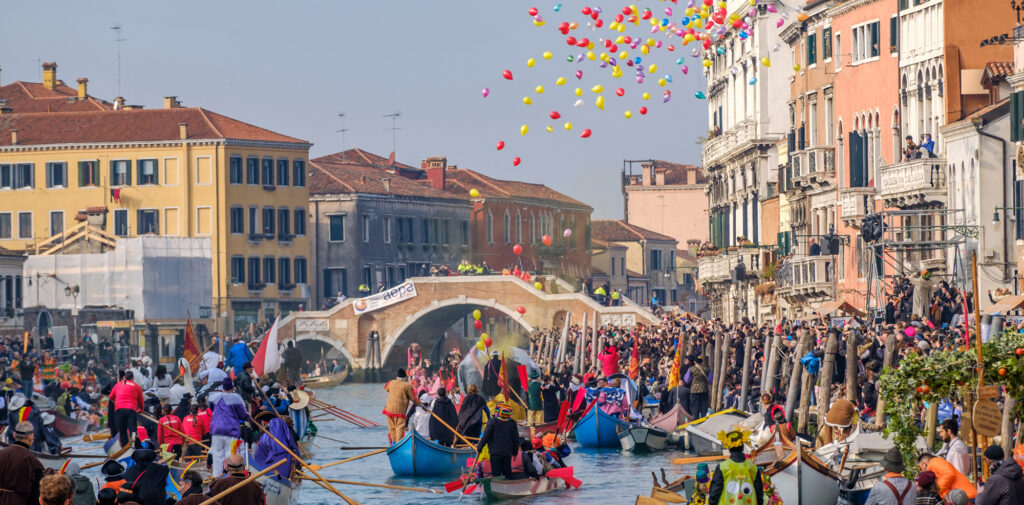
(634, 56, 642, 64)
(665, 75, 673, 82)
(661, 18, 669, 26)
(748, 77, 757, 85)
(676, 58, 684, 64)
(554, 3, 562, 11)
(681, 17, 690, 25)
(694, 91, 706, 99)
(739, 31, 749, 39)
(716, 46, 726, 55)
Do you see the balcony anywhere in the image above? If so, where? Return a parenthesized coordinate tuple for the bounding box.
(791, 146, 836, 188)
(878, 157, 947, 208)
(775, 255, 834, 301)
(703, 120, 759, 168)
(247, 232, 264, 243)
(697, 249, 762, 284)
(839, 187, 877, 228)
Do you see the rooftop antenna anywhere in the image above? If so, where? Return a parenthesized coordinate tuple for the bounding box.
(383, 111, 401, 156)
(335, 113, 349, 150)
(111, 24, 125, 97)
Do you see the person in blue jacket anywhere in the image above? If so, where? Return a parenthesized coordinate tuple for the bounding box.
(226, 338, 253, 376)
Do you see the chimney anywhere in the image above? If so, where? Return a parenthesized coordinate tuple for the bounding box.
(422, 156, 448, 190)
(178, 122, 188, 140)
(113, 96, 125, 110)
(76, 78, 88, 100)
(640, 162, 652, 186)
(655, 169, 665, 186)
(10, 130, 17, 145)
(163, 96, 181, 109)
(42, 62, 57, 90)
(382, 178, 391, 193)
(687, 239, 700, 257)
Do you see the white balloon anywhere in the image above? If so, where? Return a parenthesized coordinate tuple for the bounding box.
(573, 99, 584, 107)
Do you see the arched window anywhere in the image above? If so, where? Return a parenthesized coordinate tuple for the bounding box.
(503, 210, 511, 244)
(516, 211, 522, 244)
(530, 212, 536, 244)
(486, 211, 494, 244)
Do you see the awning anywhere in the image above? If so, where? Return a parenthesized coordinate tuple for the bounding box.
(815, 299, 867, 318)
(984, 294, 1024, 315)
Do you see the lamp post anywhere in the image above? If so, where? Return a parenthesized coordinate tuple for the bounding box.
(64, 284, 79, 347)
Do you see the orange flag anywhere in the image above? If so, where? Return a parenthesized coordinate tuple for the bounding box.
(628, 335, 640, 381)
(498, 352, 510, 399)
(183, 317, 201, 373)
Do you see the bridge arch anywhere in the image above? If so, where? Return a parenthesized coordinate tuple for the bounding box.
(379, 297, 535, 368)
(293, 332, 358, 368)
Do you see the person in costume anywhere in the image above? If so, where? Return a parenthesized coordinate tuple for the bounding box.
(708, 429, 763, 505)
(690, 463, 710, 505)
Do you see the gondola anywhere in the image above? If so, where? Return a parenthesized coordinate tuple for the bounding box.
(52, 412, 91, 437)
(649, 403, 691, 432)
(301, 366, 349, 390)
(681, 408, 750, 454)
(247, 458, 299, 505)
(571, 407, 628, 448)
(477, 474, 570, 501)
(618, 424, 668, 452)
(385, 429, 474, 476)
(755, 441, 840, 505)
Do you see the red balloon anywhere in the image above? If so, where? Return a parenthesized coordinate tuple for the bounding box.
(603, 39, 612, 48)
(496, 141, 505, 150)
(594, 18, 603, 27)
(667, 44, 675, 51)
(609, 43, 617, 53)
(502, 69, 513, 80)
(513, 157, 521, 166)
(641, 9, 652, 19)
(623, 36, 632, 44)
(549, 111, 561, 119)
(577, 38, 589, 48)
(483, 337, 493, 347)
(615, 13, 624, 23)
(590, 11, 599, 20)
(542, 234, 552, 246)
(566, 36, 577, 46)
(580, 129, 592, 138)
(512, 244, 523, 255)
(559, 22, 570, 34)
(528, 7, 538, 16)
(639, 107, 648, 115)
(473, 319, 483, 331)
(621, 6, 632, 15)
(515, 306, 527, 315)
(581, 6, 592, 15)
(615, 88, 625, 96)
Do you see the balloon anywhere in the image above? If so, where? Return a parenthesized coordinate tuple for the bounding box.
(520, 124, 529, 135)
(695, 91, 706, 99)
(503, 69, 513, 80)
(482, 88, 490, 98)
(566, 55, 574, 62)
(681, 64, 689, 75)
(473, 319, 483, 331)
(536, 85, 545, 94)
(658, 78, 667, 86)
(639, 106, 648, 115)
(649, 63, 658, 73)
(642, 92, 651, 100)
(564, 122, 573, 130)
(576, 70, 583, 79)
(595, 96, 605, 110)
(591, 84, 604, 93)
(513, 157, 521, 166)
(624, 110, 633, 118)
(512, 244, 523, 255)
(777, 18, 784, 28)
(481, 333, 489, 341)
(767, 3, 777, 12)
(528, 7, 538, 16)
(534, 282, 543, 290)
(527, 58, 536, 68)
(476, 341, 485, 351)
(549, 111, 561, 119)
(542, 234, 552, 246)
(496, 141, 505, 150)
(566, 36, 577, 45)
(574, 87, 583, 96)
(543, 51, 553, 60)
(515, 305, 527, 314)
(523, 96, 533, 105)
(545, 125, 553, 132)
(563, 228, 572, 237)
(469, 188, 480, 198)
(473, 309, 482, 320)
(556, 77, 566, 86)
(793, 64, 802, 71)
(580, 129, 592, 138)
(663, 90, 672, 103)
(483, 337, 493, 347)
(748, 77, 757, 85)
(702, 59, 713, 67)
(573, 99, 584, 107)
(615, 87, 625, 96)
(553, 3, 561, 12)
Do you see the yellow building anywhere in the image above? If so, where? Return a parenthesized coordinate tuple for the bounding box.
(0, 99, 312, 336)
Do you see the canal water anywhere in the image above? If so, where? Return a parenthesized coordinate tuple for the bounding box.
(72, 383, 702, 504)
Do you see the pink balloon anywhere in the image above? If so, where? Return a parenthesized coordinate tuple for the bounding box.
(576, 70, 583, 80)
(681, 65, 689, 75)
(482, 88, 490, 98)
(563, 228, 572, 238)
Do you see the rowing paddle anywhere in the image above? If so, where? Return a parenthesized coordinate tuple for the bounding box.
(672, 454, 729, 465)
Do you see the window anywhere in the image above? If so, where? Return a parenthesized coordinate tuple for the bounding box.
(852, 21, 880, 63)
(0, 164, 9, 189)
(361, 267, 372, 288)
(45, 162, 66, 188)
(363, 215, 372, 242)
(231, 256, 245, 284)
(229, 157, 243, 184)
(329, 215, 345, 242)
(276, 159, 289, 186)
(383, 216, 392, 243)
(278, 257, 291, 288)
(486, 211, 494, 244)
(611, 256, 616, 276)
(621, 257, 625, 276)
(650, 249, 663, 271)
(503, 212, 511, 244)
(432, 220, 439, 245)
(246, 157, 259, 185)
(136, 209, 158, 235)
(515, 212, 522, 244)
(17, 212, 31, 239)
(294, 257, 307, 285)
(113, 209, 128, 236)
(261, 158, 274, 187)
(247, 257, 261, 286)
(111, 160, 131, 186)
(137, 159, 158, 185)
(9, 163, 34, 189)
(809, 101, 818, 146)
(806, 32, 817, 66)
(461, 221, 469, 245)
(263, 257, 276, 285)
(443, 220, 450, 245)
(323, 268, 346, 298)
(278, 208, 290, 239)
(294, 209, 306, 236)
(0, 213, 10, 239)
(396, 216, 406, 242)
(230, 207, 244, 234)
(889, 16, 898, 53)
(49, 211, 64, 236)
(825, 95, 834, 146)
(835, 33, 842, 70)
(248, 207, 259, 237)
(530, 214, 536, 244)
(292, 160, 306, 187)
(422, 218, 430, 244)
(822, 27, 832, 60)
(262, 207, 275, 235)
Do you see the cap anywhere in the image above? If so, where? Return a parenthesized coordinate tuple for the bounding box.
(221, 377, 234, 390)
(984, 445, 1005, 461)
(916, 470, 936, 488)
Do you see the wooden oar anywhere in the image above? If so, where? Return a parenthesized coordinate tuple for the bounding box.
(140, 412, 210, 451)
(672, 454, 729, 465)
(199, 458, 287, 505)
(60, 453, 115, 459)
(337, 446, 388, 450)
(316, 448, 386, 470)
(83, 432, 111, 442)
(427, 410, 478, 454)
(309, 402, 371, 428)
(309, 399, 380, 427)
(295, 474, 441, 494)
(253, 379, 312, 459)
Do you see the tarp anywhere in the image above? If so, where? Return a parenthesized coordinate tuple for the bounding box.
(984, 294, 1024, 315)
(815, 299, 866, 318)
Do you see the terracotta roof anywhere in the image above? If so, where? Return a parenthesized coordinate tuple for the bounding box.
(313, 148, 419, 172)
(625, 160, 707, 186)
(0, 81, 114, 113)
(676, 248, 698, 263)
(985, 61, 1014, 80)
(0, 108, 308, 146)
(443, 167, 591, 209)
(625, 268, 646, 278)
(592, 220, 676, 243)
(309, 155, 463, 200)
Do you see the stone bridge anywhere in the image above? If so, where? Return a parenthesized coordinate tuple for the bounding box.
(277, 275, 658, 369)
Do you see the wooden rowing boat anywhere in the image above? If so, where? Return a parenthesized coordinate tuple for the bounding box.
(52, 412, 91, 437)
(386, 430, 474, 476)
(477, 475, 568, 501)
(681, 408, 750, 454)
(572, 407, 628, 448)
(301, 367, 349, 390)
(649, 403, 691, 432)
(618, 425, 669, 452)
(516, 419, 558, 439)
(246, 459, 299, 505)
(0, 428, 73, 471)
(756, 441, 840, 505)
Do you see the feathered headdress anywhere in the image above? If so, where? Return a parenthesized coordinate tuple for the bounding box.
(716, 429, 751, 450)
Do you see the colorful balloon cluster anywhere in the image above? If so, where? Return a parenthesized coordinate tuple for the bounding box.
(482, 0, 783, 167)
(473, 309, 494, 351)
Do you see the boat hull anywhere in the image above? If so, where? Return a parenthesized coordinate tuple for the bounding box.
(53, 412, 90, 437)
(681, 408, 749, 454)
(257, 471, 297, 505)
(479, 475, 566, 501)
(572, 408, 628, 448)
(302, 367, 349, 390)
(619, 426, 668, 452)
(765, 444, 840, 505)
(517, 420, 559, 439)
(650, 404, 691, 432)
(386, 430, 474, 476)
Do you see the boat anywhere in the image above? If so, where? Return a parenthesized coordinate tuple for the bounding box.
(477, 475, 569, 501)
(681, 408, 750, 454)
(649, 403, 691, 432)
(52, 412, 91, 437)
(516, 419, 559, 439)
(815, 426, 929, 505)
(385, 429, 474, 476)
(755, 441, 840, 505)
(650, 486, 687, 503)
(618, 425, 668, 453)
(301, 367, 349, 390)
(0, 429, 72, 471)
(247, 458, 299, 505)
(571, 407, 628, 448)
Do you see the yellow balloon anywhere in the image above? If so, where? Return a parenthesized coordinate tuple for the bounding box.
(563, 122, 572, 130)
(533, 19, 545, 26)
(556, 77, 566, 85)
(684, 33, 695, 43)
(527, 58, 536, 68)
(546, 125, 554, 132)
(685, 7, 694, 15)
(520, 124, 529, 136)
(473, 309, 482, 320)
(615, 36, 625, 44)
(481, 332, 488, 341)
(617, 23, 625, 32)
(619, 51, 629, 59)
(596, 96, 605, 110)
(476, 341, 485, 351)
(611, 67, 623, 78)
(574, 87, 583, 96)
(702, 59, 713, 67)
(534, 281, 543, 290)
(586, 51, 596, 60)
(542, 51, 553, 60)
(642, 92, 651, 100)
(646, 38, 656, 47)
(469, 188, 480, 198)
(523, 96, 533, 105)
(600, 52, 609, 62)
(649, 63, 658, 73)
(591, 84, 604, 93)
(535, 85, 545, 94)
(694, 18, 703, 28)
(793, 64, 802, 71)
(658, 78, 667, 87)
(640, 45, 650, 55)
(761, 57, 771, 67)
(609, 21, 619, 31)
(624, 110, 633, 118)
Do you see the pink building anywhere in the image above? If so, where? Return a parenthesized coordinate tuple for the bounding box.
(621, 160, 709, 246)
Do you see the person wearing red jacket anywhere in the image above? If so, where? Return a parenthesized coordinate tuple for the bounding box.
(157, 404, 184, 459)
(181, 405, 208, 457)
(108, 371, 144, 447)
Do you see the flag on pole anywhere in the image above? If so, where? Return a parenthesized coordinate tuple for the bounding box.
(183, 317, 202, 374)
(628, 334, 640, 381)
(252, 317, 281, 377)
(498, 352, 509, 399)
(667, 337, 683, 390)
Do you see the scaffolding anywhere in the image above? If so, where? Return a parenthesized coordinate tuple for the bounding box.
(863, 208, 977, 319)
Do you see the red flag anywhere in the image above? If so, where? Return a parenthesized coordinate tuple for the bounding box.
(498, 353, 509, 399)
(517, 365, 528, 391)
(556, 401, 570, 432)
(252, 317, 281, 377)
(183, 317, 202, 373)
(628, 335, 640, 381)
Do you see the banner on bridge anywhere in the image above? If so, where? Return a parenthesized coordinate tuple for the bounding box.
(352, 281, 417, 315)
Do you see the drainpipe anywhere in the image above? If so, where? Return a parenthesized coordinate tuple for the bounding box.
(978, 128, 1010, 284)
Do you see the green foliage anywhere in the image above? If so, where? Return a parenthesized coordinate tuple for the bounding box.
(877, 330, 1024, 475)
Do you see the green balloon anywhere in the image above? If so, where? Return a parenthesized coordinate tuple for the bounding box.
(695, 91, 707, 99)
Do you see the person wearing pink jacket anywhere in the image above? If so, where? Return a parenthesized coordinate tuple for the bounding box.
(108, 370, 144, 447)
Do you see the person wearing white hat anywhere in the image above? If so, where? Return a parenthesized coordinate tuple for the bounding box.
(38, 412, 63, 455)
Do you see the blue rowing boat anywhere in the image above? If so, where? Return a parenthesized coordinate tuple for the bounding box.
(572, 407, 628, 448)
(386, 429, 474, 476)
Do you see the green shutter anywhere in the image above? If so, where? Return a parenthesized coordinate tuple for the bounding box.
(1014, 91, 1024, 142)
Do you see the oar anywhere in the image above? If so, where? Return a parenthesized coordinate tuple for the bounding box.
(253, 379, 312, 459)
(60, 453, 115, 459)
(198, 458, 287, 505)
(337, 446, 388, 450)
(546, 466, 582, 488)
(248, 414, 362, 505)
(295, 474, 441, 494)
(83, 432, 111, 442)
(309, 399, 380, 427)
(140, 412, 210, 451)
(672, 454, 729, 465)
(308, 401, 372, 428)
(316, 449, 386, 470)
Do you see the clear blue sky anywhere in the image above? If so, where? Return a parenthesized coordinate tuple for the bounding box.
(1, 1, 707, 218)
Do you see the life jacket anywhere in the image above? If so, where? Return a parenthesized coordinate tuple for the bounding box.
(717, 458, 758, 505)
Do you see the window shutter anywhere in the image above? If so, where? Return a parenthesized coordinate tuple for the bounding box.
(137, 210, 143, 235)
(126, 160, 132, 185)
(45, 164, 52, 188)
(798, 125, 806, 150)
(137, 162, 143, 184)
(849, 132, 864, 187)
(1014, 92, 1024, 142)
(78, 162, 86, 186)
(870, 23, 879, 56)
(889, 17, 897, 49)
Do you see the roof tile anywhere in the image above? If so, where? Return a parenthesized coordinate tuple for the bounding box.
(592, 219, 676, 242)
(444, 167, 591, 209)
(0, 81, 114, 113)
(309, 151, 463, 201)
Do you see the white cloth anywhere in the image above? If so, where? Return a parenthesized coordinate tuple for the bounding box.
(168, 384, 186, 407)
(942, 437, 971, 477)
(210, 434, 238, 477)
(409, 406, 431, 437)
(198, 368, 227, 385)
(155, 375, 173, 400)
(201, 351, 221, 373)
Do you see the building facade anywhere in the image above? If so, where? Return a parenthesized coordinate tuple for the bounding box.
(590, 239, 629, 297)
(0, 246, 24, 338)
(621, 160, 709, 245)
(592, 220, 678, 306)
(0, 62, 113, 113)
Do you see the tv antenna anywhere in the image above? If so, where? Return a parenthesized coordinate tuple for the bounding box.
(383, 112, 401, 156)
(111, 24, 125, 97)
(335, 113, 349, 150)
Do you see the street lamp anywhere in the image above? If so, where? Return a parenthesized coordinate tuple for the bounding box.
(64, 284, 80, 347)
